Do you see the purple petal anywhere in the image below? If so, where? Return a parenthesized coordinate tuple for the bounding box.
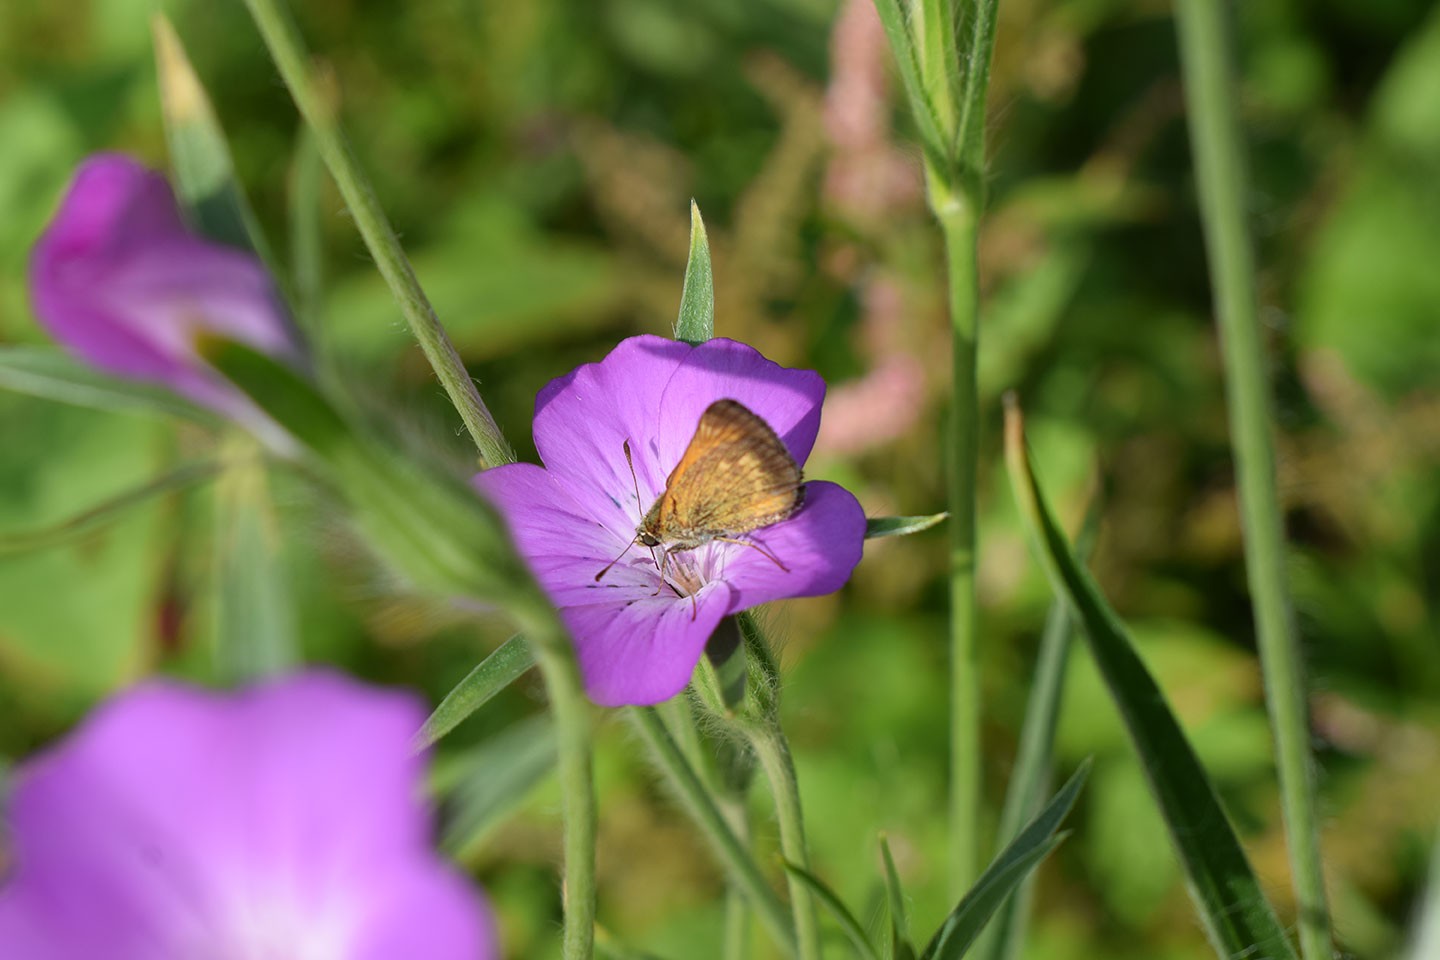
(479, 462, 731, 705)
(0, 672, 493, 960)
(531, 335, 692, 511)
(654, 337, 826, 472)
(29, 154, 301, 429)
(563, 582, 736, 706)
(716, 481, 868, 610)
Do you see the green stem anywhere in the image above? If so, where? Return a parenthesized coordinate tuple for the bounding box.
(929, 173, 983, 897)
(628, 707, 796, 955)
(749, 724, 822, 960)
(1173, 4, 1331, 959)
(519, 609, 599, 960)
(240, 0, 513, 468)
(733, 616, 821, 960)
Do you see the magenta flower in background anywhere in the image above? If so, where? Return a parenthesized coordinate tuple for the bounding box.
(30, 153, 302, 442)
(0, 673, 495, 960)
(477, 335, 867, 706)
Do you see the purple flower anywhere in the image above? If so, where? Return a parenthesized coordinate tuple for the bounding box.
(0, 673, 495, 960)
(477, 335, 867, 706)
(30, 153, 302, 442)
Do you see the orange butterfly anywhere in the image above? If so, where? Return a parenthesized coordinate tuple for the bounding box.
(597, 399, 803, 584)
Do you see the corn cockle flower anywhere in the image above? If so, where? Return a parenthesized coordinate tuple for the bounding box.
(477, 335, 867, 706)
(0, 673, 495, 960)
(30, 153, 302, 444)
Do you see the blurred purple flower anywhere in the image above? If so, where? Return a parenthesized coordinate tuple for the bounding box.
(0, 672, 495, 960)
(477, 335, 867, 706)
(30, 153, 302, 442)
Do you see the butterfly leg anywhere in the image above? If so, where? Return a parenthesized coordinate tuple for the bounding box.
(715, 536, 790, 573)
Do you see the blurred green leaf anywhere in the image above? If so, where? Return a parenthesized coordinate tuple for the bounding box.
(1003, 400, 1299, 960)
(0, 459, 216, 556)
(322, 198, 623, 362)
(153, 13, 276, 266)
(1297, 8, 1440, 397)
(866, 514, 947, 539)
(919, 762, 1088, 960)
(0, 399, 171, 696)
(416, 634, 536, 749)
(211, 440, 296, 681)
(674, 201, 714, 344)
(0, 347, 218, 424)
(781, 860, 881, 960)
(437, 713, 556, 859)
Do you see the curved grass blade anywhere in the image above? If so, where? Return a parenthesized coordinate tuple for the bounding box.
(919, 762, 1087, 960)
(1003, 396, 1298, 960)
(0, 460, 219, 556)
(880, 835, 917, 960)
(781, 861, 882, 960)
(415, 633, 536, 750)
(866, 513, 948, 539)
(673, 201, 714, 344)
(0, 347, 218, 424)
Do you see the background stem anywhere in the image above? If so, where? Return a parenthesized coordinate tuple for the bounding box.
(1173, 3, 1331, 958)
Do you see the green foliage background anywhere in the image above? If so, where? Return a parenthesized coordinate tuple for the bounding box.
(2, 0, 1438, 957)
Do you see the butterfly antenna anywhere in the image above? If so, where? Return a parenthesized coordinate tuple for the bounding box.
(594, 539, 638, 582)
(596, 439, 651, 582)
(715, 536, 791, 573)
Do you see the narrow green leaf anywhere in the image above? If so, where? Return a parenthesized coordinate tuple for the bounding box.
(880, 835, 917, 960)
(415, 634, 536, 750)
(871, 0, 951, 170)
(0, 460, 219, 556)
(211, 441, 296, 681)
(153, 13, 276, 265)
(978, 501, 1100, 960)
(673, 201, 714, 344)
(1003, 397, 1299, 960)
(781, 861, 882, 960)
(920, 762, 1088, 960)
(866, 513, 948, 539)
(0, 347, 218, 424)
(436, 714, 556, 859)
(951, 0, 1000, 169)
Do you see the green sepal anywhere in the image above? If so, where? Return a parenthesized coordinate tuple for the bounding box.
(673, 201, 714, 345)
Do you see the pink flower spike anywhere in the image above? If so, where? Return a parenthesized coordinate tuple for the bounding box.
(29, 153, 303, 446)
(0, 672, 496, 960)
(476, 335, 868, 707)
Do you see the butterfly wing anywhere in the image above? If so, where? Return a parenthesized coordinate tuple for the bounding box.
(652, 399, 804, 542)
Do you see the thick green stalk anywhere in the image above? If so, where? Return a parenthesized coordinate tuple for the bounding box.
(628, 707, 795, 955)
(240, 0, 513, 468)
(1173, 4, 1330, 959)
(931, 173, 983, 895)
(517, 608, 599, 960)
